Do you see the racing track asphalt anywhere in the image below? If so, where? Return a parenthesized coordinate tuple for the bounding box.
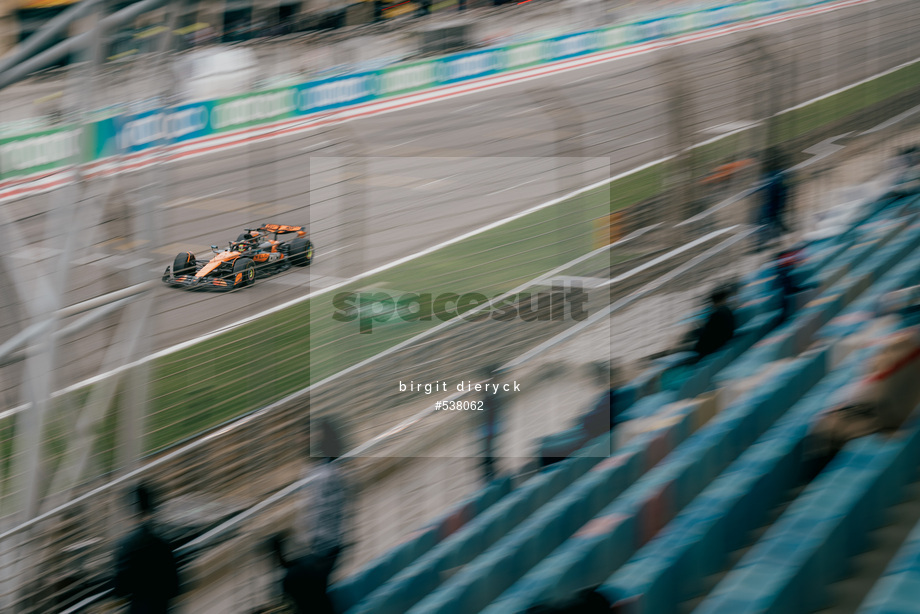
(0, 0, 917, 404)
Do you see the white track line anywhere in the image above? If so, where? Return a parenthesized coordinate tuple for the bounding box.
(602, 226, 738, 286)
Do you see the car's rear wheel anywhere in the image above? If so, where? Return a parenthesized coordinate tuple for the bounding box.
(232, 257, 256, 288)
(289, 238, 314, 267)
(173, 252, 196, 276)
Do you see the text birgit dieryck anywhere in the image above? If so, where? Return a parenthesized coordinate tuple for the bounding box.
(399, 381, 521, 395)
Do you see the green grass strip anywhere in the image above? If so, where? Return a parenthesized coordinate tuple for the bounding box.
(2, 57, 918, 505)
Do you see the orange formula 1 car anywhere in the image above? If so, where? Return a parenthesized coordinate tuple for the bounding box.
(162, 223, 314, 291)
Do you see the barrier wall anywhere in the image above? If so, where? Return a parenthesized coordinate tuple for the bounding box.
(0, 0, 841, 181)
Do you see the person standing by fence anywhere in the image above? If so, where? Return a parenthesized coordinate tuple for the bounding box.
(480, 365, 508, 483)
(279, 418, 349, 613)
(112, 483, 181, 614)
(756, 151, 791, 251)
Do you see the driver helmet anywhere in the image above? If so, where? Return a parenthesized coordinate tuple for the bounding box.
(240, 231, 261, 251)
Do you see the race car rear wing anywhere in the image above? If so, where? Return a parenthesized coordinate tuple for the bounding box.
(258, 223, 306, 236)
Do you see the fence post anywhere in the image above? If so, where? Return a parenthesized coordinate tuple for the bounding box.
(529, 87, 587, 267)
(336, 124, 368, 279)
(660, 50, 698, 237)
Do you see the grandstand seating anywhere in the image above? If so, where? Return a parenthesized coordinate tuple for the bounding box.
(598, 241, 920, 613)
(332, 187, 920, 614)
(859, 508, 920, 613)
(692, 409, 920, 614)
(599, 342, 888, 613)
(329, 477, 511, 612)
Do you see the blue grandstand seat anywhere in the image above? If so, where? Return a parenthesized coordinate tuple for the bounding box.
(598, 242, 920, 612)
(403, 398, 706, 614)
(329, 477, 511, 612)
(346, 441, 611, 614)
(694, 407, 920, 614)
(718, 218, 920, 386)
(598, 341, 882, 613)
(858, 513, 920, 614)
(478, 217, 920, 611)
(537, 201, 920, 466)
(472, 349, 829, 614)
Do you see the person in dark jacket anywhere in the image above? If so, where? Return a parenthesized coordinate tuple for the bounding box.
(278, 419, 348, 614)
(112, 483, 181, 614)
(774, 246, 810, 323)
(756, 153, 791, 251)
(480, 364, 507, 482)
(693, 286, 736, 360)
(268, 533, 335, 614)
(299, 419, 347, 567)
(580, 361, 626, 439)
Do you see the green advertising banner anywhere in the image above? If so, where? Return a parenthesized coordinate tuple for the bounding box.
(377, 60, 438, 98)
(503, 41, 548, 72)
(0, 125, 85, 180)
(209, 87, 298, 134)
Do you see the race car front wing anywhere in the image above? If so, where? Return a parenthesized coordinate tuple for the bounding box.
(162, 267, 236, 291)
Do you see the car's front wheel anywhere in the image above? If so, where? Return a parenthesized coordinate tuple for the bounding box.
(173, 252, 196, 276)
(232, 257, 256, 288)
(288, 238, 314, 267)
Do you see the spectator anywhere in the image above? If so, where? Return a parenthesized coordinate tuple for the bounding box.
(287, 418, 348, 612)
(692, 286, 736, 361)
(580, 360, 627, 439)
(806, 291, 920, 478)
(480, 364, 508, 482)
(756, 152, 791, 251)
(892, 146, 920, 196)
(268, 534, 333, 614)
(540, 361, 627, 468)
(112, 483, 181, 614)
(773, 246, 808, 323)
